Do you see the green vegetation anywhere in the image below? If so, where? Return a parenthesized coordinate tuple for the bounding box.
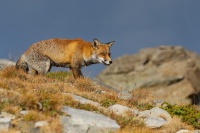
(131, 102, 153, 111)
(46, 71, 71, 81)
(162, 102, 200, 128)
(100, 99, 117, 108)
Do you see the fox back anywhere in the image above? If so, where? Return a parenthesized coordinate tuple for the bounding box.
(16, 38, 115, 78)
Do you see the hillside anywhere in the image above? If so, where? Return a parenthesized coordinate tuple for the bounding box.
(0, 65, 199, 133)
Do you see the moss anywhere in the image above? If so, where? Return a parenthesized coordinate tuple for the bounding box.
(161, 102, 200, 129)
(46, 71, 71, 81)
(100, 99, 116, 108)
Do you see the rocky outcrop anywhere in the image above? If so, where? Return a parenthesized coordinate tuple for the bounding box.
(61, 106, 120, 133)
(138, 107, 172, 128)
(107, 104, 139, 116)
(0, 118, 11, 132)
(0, 59, 16, 70)
(97, 46, 200, 105)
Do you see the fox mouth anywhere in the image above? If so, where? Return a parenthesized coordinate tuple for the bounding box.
(102, 61, 111, 66)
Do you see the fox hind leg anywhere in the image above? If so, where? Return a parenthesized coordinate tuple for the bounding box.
(25, 53, 51, 75)
(28, 68, 37, 75)
(33, 59, 51, 75)
(70, 67, 83, 79)
(38, 59, 51, 75)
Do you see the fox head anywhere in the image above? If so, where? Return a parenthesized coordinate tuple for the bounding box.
(91, 38, 115, 66)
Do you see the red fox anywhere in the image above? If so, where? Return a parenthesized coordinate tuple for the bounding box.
(16, 38, 115, 78)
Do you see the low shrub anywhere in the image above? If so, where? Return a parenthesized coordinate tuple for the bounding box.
(162, 102, 200, 128)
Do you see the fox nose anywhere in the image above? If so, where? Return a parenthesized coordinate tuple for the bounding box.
(109, 61, 112, 64)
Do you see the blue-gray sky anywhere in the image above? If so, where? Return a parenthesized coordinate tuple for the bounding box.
(1, 1, 200, 77)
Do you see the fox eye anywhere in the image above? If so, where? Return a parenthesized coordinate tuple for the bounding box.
(108, 53, 111, 56)
(100, 53, 106, 56)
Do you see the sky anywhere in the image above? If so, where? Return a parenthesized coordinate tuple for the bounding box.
(0, 1, 200, 78)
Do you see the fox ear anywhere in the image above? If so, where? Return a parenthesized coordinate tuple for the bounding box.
(92, 38, 100, 48)
(106, 41, 115, 47)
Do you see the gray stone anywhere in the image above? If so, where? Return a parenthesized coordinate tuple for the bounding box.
(117, 90, 132, 100)
(144, 117, 166, 129)
(20, 110, 29, 115)
(138, 107, 171, 122)
(193, 130, 200, 133)
(108, 104, 138, 116)
(137, 107, 172, 128)
(0, 59, 16, 70)
(176, 129, 191, 133)
(35, 121, 48, 128)
(137, 110, 151, 118)
(0, 118, 11, 132)
(61, 106, 120, 133)
(97, 46, 190, 91)
(153, 100, 164, 107)
(71, 94, 100, 107)
(149, 107, 172, 122)
(63, 93, 101, 107)
(1, 112, 16, 119)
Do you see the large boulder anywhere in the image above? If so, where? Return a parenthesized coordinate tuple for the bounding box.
(97, 46, 200, 105)
(61, 106, 120, 133)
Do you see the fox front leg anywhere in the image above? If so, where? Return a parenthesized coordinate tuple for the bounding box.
(70, 67, 83, 79)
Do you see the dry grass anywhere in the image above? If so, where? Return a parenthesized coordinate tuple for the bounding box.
(159, 116, 194, 133)
(23, 110, 46, 122)
(2, 105, 20, 115)
(116, 116, 194, 133)
(0, 66, 194, 132)
(117, 127, 154, 133)
(40, 119, 63, 133)
(1, 129, 21, 133)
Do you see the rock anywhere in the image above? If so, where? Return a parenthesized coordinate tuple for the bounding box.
(97, 46, 200, 105)
(71, 93, 101, 107)
(185, 60, 200, 105)
(35, 121, 48, 128)
(93, 90, 106, 94)
(144, 117, 166, 129)
(0, 59, 16, 70)
(137, 107, 172, 128)
(153, 100, 164, 107)
(117, 90, 132, 100)
(62, 93, 106, 112)
(20, 110, 29, 115)
(63, 93, 101, 107)
(193, 130, 200, 133)
(176, 129, 192, 133)
(185, 60, 200, 93)
(149, 107, 172, 122)
(1, 112, 16, 119)
(61, 106, 120, 133)
(0, 118, 11, 132)
(97, 46, 190, 90)
(91, 79, 119, 92)
(137, 110, 151, 118)
(108, 104, 138, 116)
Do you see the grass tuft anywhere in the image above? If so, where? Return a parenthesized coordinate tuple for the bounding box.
(46, 71, 71, 81)
(23, 110, 46, 122)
